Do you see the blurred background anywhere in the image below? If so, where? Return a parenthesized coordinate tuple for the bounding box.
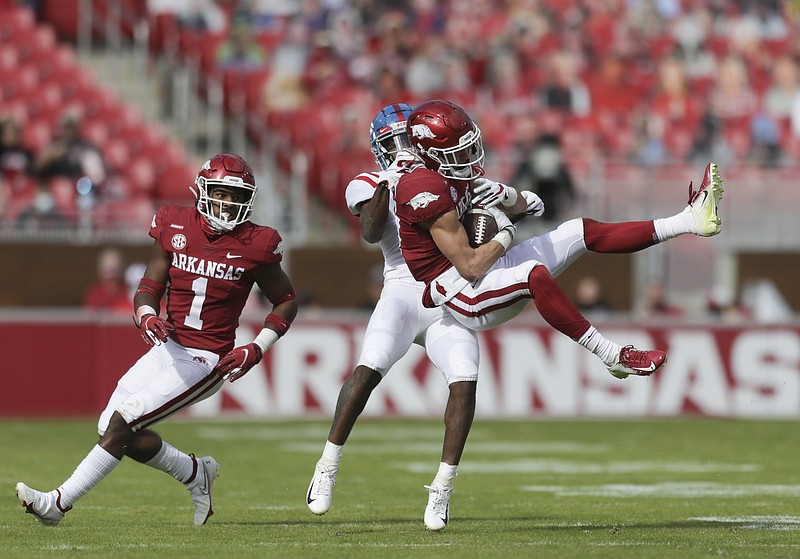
(1, 0, 799, 419)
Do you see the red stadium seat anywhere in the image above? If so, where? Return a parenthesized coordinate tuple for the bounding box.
(0, 6, 35, 42)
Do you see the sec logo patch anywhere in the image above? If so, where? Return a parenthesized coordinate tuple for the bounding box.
(171, 234, 187, 250)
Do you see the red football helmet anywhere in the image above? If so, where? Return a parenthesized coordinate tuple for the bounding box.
(194, 153, 257, 232)
(406, 99, 484, 180)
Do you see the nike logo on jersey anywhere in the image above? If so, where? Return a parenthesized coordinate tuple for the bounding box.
(226, 252, 242, 259)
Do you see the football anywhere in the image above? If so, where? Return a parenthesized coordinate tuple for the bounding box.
(462, 207, 499, 248)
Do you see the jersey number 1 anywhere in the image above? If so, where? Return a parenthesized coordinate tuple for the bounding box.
(184, 277, 207, 330)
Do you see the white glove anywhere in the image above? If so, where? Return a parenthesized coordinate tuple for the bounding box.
(375, 169, 400, 191)
(521, 190, 545, 216)
(382, 150, 421, 191)
(486, 206, 516, 250)
(472, 178, 518, 209)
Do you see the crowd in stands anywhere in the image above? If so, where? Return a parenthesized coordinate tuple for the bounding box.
(0, 1, 197, 233)
(144, 0, 798, 217)
(2, 0, 798, 234)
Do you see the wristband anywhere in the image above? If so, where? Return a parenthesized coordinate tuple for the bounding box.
(491, 230, 514, 250)
(264, 313, 291, 336)
(253, 328, 280, 353)
(135, 278, 166, 300)
(501, 187, 518, 207)
(135, 305, 158, 326)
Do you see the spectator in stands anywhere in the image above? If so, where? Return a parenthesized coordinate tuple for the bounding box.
(0, 116, 36, 214)
(83, 247, 131, 314)
(215, 19, 267, 71)
(509, 132, 576, 223)
(539, 50, 591, 117)
(638, 280, 682, 319)
(574, 276, 612, 320)
(36, 114, 107, 196)
(640, 56, 704, 164)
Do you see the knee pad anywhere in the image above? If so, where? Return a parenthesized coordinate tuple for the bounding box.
(359, 348, 392, 376)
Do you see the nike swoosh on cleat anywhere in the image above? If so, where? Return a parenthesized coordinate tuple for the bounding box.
(306, 485, 316, 505)
(635, 362, 658, 373)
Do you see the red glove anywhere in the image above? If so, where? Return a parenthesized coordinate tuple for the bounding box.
(215, 343, 263, 383)
(139, 313, 173, 346)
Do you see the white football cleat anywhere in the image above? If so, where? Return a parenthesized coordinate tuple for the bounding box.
(306, 460, 337, 515)
(423, 483, 452, 531)
(186, 455, 219, 525)
(16, 482, 71, 526)
(608, 345, 667, 379)
(686, 162, 724, 237)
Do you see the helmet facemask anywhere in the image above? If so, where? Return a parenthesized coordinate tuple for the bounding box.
(371, 121, 412, 170)
(196, 176, 256, 232)
(426, 127, 484, 180)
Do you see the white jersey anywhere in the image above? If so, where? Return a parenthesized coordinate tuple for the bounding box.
(344, 154, 479, 384)
(345, 168, 412, 282)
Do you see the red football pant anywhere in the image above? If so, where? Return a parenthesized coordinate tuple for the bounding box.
(582, 218, 657, 253)
(528, 265, 590, 340)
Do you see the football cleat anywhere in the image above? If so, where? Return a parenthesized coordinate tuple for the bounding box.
(608, 346, 667, 379)
(423, 483, 452, 531)
(185, 455, 219, 525)
(686, 162, 724, 237)
(306, 460, 337, 515)
(16, 483, 71, 527)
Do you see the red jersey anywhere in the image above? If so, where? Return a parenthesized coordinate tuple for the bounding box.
(393, 167, 470, 284)
(150, 205, 283, 356)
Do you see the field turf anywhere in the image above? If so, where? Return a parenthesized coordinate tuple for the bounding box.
(2, 418, 799, 558)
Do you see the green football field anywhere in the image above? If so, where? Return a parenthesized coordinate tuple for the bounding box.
(2, 417, 799, 558)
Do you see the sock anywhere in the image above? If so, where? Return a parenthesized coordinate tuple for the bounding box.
(320, 440, 343, 466)
(577, 326, 622, 368)
(144, 441, 195, 484)
(653, 209, 695, 241)
(528, 266, 591, 339)
(583, 218, 658, 252)
(433, 462, 458, 487)
(57, 445, 120, 508)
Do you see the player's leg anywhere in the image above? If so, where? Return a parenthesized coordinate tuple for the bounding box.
(521, 164, 725, 278)
(526, 264, 666, 378)
(13, 345, 164, 527)
(421, 315, 479, 531)
(308, 281, 426, 515)
(116, 343, 223, 526)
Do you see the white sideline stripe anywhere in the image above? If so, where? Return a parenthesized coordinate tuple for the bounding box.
(196, 424, 447, 441)
(403, 459, 758, 475)
(522, 482, 800, 498)
(284, 441, 608, 454)
(692, 516, 800, 531)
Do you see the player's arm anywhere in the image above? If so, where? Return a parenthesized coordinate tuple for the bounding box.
(216, 262, 298, 383)
(426, 210, 511, 283)
(133, 241, 173, 346)
(357, 181, 390, 244)
(254, 262, 299, 330)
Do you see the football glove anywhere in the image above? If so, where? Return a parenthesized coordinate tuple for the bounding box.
(216, 343, 264, 383)
(472, 178, 518, 209)
(521, 190, 545, 216)
(138, 313, 173, 346)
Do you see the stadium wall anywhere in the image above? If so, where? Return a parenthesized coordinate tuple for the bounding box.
(2, 317, 798, 419)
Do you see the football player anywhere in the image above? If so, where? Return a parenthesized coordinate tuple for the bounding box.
(306, 103, 484, 531)
(393, 99, 723, 374)
(16, 153, 298, 527)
